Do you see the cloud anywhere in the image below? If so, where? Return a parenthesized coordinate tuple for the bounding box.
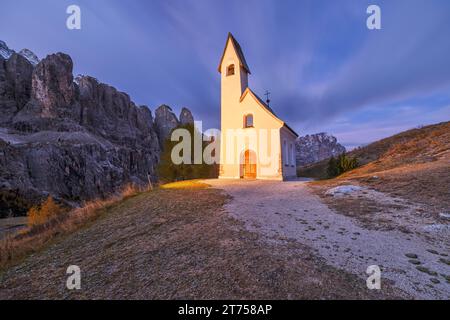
(272, 0, 450, 126)
(2, 0, 449, 146)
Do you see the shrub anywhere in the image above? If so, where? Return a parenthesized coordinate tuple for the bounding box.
(157, 123, 218, 182)
(327, 156, 339, 178)
(327, 153, 359, 178)
(27, 196, 64, 227)
(0, 190, 33, 218)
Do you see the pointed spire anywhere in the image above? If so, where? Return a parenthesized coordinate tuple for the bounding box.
(217, 33, 251, 74)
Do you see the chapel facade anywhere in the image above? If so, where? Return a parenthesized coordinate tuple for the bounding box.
(218, 33, 298, 180)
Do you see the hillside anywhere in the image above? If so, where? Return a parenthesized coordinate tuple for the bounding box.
(0, 181, 403, 299)
(301, 121, 450, 211)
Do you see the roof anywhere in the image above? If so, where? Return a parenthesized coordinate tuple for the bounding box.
(282, 123, 299, 138)
(217, 33, 251, 74)
(240, 88, 299, 137)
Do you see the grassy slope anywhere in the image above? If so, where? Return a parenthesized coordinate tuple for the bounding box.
(0, 181, 402, 299)
(300, 121, 450, 211)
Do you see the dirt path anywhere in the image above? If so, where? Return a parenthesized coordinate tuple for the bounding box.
(0, 184, 403, 299)
(207, 179, 450, 299)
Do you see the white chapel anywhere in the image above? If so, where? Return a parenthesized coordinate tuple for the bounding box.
(218, 33, 298, 180)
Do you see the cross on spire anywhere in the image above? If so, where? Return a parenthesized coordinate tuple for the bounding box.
(264, 90, 271, 106)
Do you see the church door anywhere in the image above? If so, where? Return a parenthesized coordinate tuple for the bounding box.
(242, 150, 257, 179)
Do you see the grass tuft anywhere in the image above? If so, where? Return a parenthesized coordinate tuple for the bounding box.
(0, 183, 144, 271)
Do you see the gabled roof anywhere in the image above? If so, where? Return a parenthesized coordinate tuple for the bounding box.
(240, 88, 276, 116)
(240, 88, 299, 137)
(217, 33, 251, 74)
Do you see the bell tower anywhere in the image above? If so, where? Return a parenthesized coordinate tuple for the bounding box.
(218, 33, 251, 119)
(218, 33, 252, 178)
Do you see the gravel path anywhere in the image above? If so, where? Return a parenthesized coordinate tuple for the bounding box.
(207, 179, 450, 299)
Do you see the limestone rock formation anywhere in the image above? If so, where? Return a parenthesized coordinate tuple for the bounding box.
(154, 104, 179, 147)
(0, 40, 195, 216)
(18, 49, 40, 66)
(0, 53, 33, 125)
(0, 46, 158, 215)
(0, 41, 14, 60)
(179, 107, 194, 125)
(296, 133, 346, 166)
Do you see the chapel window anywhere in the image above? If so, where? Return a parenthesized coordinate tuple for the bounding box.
(244, 114, 254, 128)
(226, 64, 235, 76)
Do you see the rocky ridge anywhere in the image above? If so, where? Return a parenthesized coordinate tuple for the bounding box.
(0, 41, 193, 216)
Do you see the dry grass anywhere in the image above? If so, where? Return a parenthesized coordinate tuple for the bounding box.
(346, 121, 449, 175)
(299, 121, 450, 180)
(0, 183, 404, 299)
(27, 196, 65, 227)
(303, 121, 450, 211)
(0, 183, 143, 271)
(160, 179, 210, 189)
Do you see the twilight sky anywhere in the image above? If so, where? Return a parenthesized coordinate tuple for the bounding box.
(1, 0, 450, 148)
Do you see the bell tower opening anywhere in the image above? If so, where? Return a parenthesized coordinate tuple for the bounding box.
(226, 64, 235, 76)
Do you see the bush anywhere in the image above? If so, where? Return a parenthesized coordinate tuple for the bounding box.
(157, 124, 218, 182)
(327, 153, 359, 178)
(2, 193, 126, 270)
(326, 156, 339, 178)
(0, 190, 33, 218)
(27, 196, 65, 227)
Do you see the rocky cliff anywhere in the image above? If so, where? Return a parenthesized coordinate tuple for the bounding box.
(296, 133, 346, 167)
(154, 105, 194, 148)
(0, 41, 193, 216)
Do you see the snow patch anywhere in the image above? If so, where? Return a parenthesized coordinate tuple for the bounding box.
(18, 49, 40, 65)
(0, 40, 14, 59)
(325, 185, 362, 196)
(423, 224, 450, 232)
(0, 41, 39, 65)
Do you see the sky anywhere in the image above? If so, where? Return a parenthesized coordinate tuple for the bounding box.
(1, 0, 450, 149)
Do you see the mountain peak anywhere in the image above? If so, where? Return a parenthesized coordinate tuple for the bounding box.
(18, 48, 40, 66)
(0, 40, 40, 66)
(0, 40, 14, 59)
(296, 133, 346, 166)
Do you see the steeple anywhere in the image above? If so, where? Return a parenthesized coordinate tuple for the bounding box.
(218, 33, 251, 74)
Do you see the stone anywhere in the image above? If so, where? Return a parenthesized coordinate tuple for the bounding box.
(416, 266, 437, 276)
(430, 278, 440, 284)
(438, 212, 450, 221)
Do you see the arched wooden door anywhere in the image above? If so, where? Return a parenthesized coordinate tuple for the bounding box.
(241, 149, 257, 179)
